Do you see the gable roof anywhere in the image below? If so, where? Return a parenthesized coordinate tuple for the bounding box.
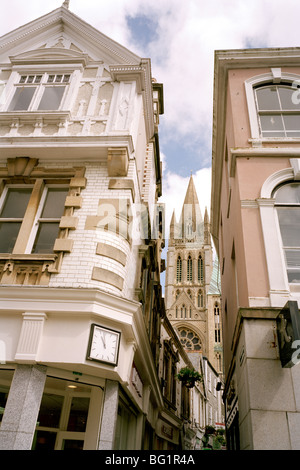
(0, 6, 141, 65)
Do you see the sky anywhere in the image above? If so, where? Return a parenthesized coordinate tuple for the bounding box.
(1, 0, 300, 245)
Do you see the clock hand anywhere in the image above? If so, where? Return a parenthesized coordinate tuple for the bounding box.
(101, 334, 106, 349)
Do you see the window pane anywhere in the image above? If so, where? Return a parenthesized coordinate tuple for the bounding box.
(8, 87, 36, 111)
(62, 440, 84, 450)
(37, 393, 64, 428)
(277, 208, 300, 247)
(283, 114, 300, 131)
(275, 184, 300, 204)
(287, 270, 300, 283)
(41, 188, 68, 218)
(67, 397, 90, 432)
(32, 431, 57, 450)
(256, 87, 280, 110)
(38, 86, 65, 110)
(284, 249, 300, 268)
(0, 222, 22, 252)
(1, 188, 32, 218)
(260, 114, 284, 131)
(279, 87, 300, 110)
(32, 222, 60, 253)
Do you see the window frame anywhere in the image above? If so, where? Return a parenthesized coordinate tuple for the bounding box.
(245, 71, 300, 141)
(187, 255, 193, 281)
(0, 182, 68, 255)
(0, 184, 34, 253)
(254, 82, 300, 138)
(273, 182, 300, 285)
(176, 255, 182, 283)
(258, 166, 300, 306)
(7, 73, 71, 112)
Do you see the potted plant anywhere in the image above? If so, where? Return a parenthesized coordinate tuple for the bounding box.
(176, 366, 202, 388)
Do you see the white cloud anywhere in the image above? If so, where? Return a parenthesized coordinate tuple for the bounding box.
(2, 0, 300, 148)
(2, 0, 300, 248)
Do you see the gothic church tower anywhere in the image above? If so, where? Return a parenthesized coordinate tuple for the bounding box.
(165, 176, 223, 374)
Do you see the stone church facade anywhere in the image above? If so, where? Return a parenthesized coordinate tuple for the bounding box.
(164, 176, 223, 376)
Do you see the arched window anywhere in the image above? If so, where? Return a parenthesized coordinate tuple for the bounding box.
(187, 289, 192, 299)
(197, 290, 204, 308)
(175, 289, 180, 300)
(254, 82, 300, 138)
(181, 304, 187, 319)
(178, 328, 201, 352)
(274, 182, 300, 283)
(198, 255, 204, 283)
(176, 256, 182, 283)
(187, 255, 193, 281)
(214, 302, 221, 343)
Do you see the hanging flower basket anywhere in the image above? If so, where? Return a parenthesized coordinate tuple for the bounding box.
(176, 367, 202, 388)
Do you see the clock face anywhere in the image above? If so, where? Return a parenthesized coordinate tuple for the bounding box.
(87, 324, 121, 366)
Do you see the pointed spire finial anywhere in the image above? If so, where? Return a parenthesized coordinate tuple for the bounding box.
(62, 0, 70, 9)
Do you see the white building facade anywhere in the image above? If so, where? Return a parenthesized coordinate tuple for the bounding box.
(0, 4, 191, 451)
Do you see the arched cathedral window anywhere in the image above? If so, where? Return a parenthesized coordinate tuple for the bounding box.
(198, 255, 204, 283)
(181, 304, 187, 319)
(187, 255, 193, 281)
(214, 302, 221, 343)
(197, 289, 204, 308)
(177, 328, 201, 351)
(176, 256, 182, 283)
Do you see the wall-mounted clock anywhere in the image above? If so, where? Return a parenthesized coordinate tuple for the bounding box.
(87, 324, 121, 366)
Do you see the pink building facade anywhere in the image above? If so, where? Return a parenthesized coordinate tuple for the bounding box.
(211, 48, 300, 449)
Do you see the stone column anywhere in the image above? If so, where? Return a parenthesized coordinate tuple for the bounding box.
(98, 380, 119, 450)
(0, 364, 47, 450)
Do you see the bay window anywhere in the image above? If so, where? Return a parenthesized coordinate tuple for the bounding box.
(8, 73, 71, 112)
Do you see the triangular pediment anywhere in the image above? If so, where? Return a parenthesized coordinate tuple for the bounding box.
(169, 291, 206, 321)
(0, 7, 141, 66)
(9, 47, 89, 66)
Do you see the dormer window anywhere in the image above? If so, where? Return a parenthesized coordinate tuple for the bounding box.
(254, 82, 300, 138)
(8, 73, 71, 112)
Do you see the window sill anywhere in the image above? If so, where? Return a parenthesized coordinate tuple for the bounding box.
(249, 137, 300, 147)
(0, 253, 57, 262)
(0, 110, 70, 122)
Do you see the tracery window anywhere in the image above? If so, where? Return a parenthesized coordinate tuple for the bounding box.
(187, 255, 193, 281)
(178, 328, 201, 352)
(274, 182, 300, 283)
(214, 302, 221, 343)
(254, 83, 300, 138)
(181, 304, 186, 319)
(197, 289, 204, 308)
(198, 254, 204, 283)
(176, 256, 182, 282)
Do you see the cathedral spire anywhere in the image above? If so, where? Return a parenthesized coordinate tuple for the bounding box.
(204, 206, 211, 245)
(179, 175, 203, 242)
(169, 209, 176, 246)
